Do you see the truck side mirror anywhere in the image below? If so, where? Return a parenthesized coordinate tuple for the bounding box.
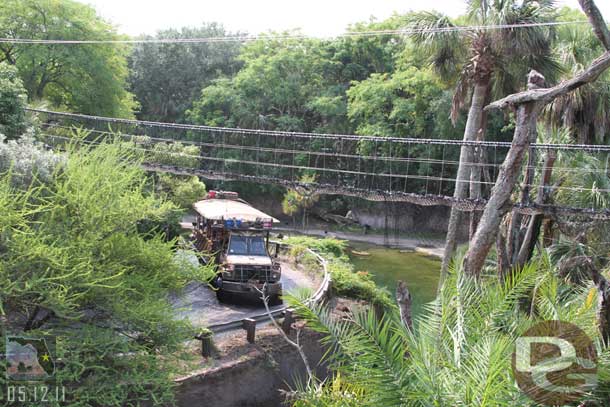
(274, 242, 281, 258)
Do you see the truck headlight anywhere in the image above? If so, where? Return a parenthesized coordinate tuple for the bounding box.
(271, 271, 281, 281)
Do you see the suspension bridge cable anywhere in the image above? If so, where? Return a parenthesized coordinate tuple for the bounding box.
(39, 133, 610, 219)
(28, 108, 610, 152)
(39, 133, 610, 195)
(0, 21, 587, 45)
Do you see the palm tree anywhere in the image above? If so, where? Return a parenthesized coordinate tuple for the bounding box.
(287, 254, 607, 406)
(407, 0, 559, 279)
(545, 12, 610, 145)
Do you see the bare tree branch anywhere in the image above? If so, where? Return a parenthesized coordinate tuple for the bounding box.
(578, 0, 610, 50)
(254, 284, 314, 385)
(485, 51, 610, 111)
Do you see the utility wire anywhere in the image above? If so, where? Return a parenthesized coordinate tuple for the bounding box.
(1, 20, 587, 44)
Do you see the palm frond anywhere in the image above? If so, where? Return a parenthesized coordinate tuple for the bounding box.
(406, 11, 468, 82)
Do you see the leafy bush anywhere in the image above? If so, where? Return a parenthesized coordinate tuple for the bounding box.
(148, 141, 200, 168)
(284, 236, 392, 308)
(0, 138, 214, 406)
(0, 62, 27, 139)
(287, 256, 608, 406)
(157, 174, 207, 209)
(0, 134, 65, 187)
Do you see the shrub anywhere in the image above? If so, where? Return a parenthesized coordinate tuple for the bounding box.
(284, 236, 392, 308)
(0, 138, 214, 405)
(0, 62, 27, 139)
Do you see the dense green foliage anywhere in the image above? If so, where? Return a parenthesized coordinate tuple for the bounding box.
(288, 255, 610, 406)
(545, 7, 610, 144)
(0, 0, 136, 117)
(188, 21, 405, 133)
(0, 62, 27, 139)
(284, 236, 393, 309)
(157, 174, 207, 209)
(128, 24, 243, 122)
(0, 138, 213, 406)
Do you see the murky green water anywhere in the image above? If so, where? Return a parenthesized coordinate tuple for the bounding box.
(348, 244, 441, 314)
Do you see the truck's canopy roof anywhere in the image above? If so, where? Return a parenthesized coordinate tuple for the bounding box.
(193, 199, 280, 223)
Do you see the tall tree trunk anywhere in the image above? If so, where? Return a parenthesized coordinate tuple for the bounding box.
(469, 91, 490, 238)
(465, 0, 610, 276)
(496, 223, 511, 280)
(469, 134, 485, 238)
(463, 72, 543, 276)
(542, 218, 555, 247)
(515, 150, 556, 267)
(440, 81, 489, 281)
(507, 144, 537, 265)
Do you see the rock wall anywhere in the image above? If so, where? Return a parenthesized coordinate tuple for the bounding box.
(351, 202, 469, 240)
(175, 330, 327, 407)
(226, 184, 469, 240)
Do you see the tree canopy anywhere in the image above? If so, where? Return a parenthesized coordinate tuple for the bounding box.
(188, 21, 406, 133)
(128, 23, 243, 122)
(0, 62, 27, 139)
(0, 0, 136, 117)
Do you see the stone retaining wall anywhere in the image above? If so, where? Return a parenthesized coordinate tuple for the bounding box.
(174, 329, 326, 407)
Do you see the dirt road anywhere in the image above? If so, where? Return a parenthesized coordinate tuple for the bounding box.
(170, 260, 316, 328)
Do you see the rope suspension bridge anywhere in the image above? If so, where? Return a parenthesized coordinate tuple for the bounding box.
(30, 108, 610, 220)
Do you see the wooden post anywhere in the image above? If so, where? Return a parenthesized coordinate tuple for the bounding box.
(325, 277, 333, 301)
(282, 309, 294, 335)
(243, 318, 256, 343)
(396, 280, 412, 331)
(195, 331, 214, 357)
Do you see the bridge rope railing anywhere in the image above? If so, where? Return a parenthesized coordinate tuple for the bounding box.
(40, 122, 610, 175)
(40, 132, 610, 196)
(26, 108, 610, 152)
(29, 108, 610, 219)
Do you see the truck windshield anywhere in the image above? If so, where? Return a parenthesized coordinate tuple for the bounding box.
(228, 235, 267, 256)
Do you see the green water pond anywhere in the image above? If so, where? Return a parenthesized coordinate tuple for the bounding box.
(347, 243, 441, 314)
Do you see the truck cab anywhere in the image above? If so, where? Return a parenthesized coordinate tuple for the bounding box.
(191, 191, 282, 304)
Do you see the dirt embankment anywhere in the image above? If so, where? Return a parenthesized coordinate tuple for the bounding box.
(173, 297, 363, 407)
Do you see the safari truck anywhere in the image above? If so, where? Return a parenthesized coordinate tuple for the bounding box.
(191, 191, 283, 304)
